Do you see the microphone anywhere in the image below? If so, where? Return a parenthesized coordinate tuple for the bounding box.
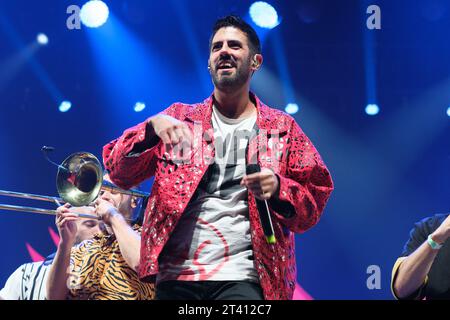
(246, 164, 276, 244)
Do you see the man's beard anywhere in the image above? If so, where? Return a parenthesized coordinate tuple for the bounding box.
(211, 58, 252, 92)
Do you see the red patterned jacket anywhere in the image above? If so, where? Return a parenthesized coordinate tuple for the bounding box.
(103, 93, 333, 300)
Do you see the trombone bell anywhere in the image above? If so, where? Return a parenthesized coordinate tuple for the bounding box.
(57, 152, 103, 207)
(56, 152, 148, 207)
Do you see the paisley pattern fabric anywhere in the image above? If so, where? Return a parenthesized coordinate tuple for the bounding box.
(103, 93, 334, 300)
(68, 225, 155, 300)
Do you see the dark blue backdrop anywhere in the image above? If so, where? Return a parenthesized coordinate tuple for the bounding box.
(0, 0, 448, 299)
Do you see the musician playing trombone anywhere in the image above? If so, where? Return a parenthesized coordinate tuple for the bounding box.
(0, 206, 101, 300)
(46, 175, 154, 300)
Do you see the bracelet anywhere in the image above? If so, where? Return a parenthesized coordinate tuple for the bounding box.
(427, 234, 443, 250)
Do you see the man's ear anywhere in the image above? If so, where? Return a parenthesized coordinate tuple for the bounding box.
(251, 54, 263, 71)
(207, 59, 212, 71)
(131, 196, 138, 209)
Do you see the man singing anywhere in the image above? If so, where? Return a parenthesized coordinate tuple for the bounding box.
(103, 15, 333, 300)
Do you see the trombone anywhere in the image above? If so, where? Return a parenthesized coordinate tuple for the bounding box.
(0, 152, 149, 219)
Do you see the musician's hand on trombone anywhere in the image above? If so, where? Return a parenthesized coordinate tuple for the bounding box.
(94, 198, 121, 226)
(55, 203, 79, 246)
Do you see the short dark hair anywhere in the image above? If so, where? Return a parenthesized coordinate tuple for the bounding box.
(210, 15, 261, 55)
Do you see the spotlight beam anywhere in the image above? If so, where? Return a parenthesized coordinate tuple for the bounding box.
(0, 13, 63, 102)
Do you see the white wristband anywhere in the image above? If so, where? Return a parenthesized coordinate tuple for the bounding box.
(427, 234, 443, 250)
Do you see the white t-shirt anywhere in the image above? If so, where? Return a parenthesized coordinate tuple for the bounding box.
(0, 257, 52, 300)
(157, 105, 259, 283)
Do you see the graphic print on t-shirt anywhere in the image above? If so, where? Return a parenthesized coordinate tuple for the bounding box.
(157, 106, 259, 283)
(202, 127, 254, 197)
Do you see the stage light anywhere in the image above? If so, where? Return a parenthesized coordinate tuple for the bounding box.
(36, 33, 48, 45)
(134, 102, 146, 112)
(285, 103, 299, 115)
(249, 2, 279, 29)
(447, 106, 450, 117)
(59, 101, 72, 112)
(80, 1, 109, 28)
(365, 103, 379, 116)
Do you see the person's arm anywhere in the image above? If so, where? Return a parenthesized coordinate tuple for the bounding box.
(46, 205, 78, 300)
(266, 118, 333, 233)
(103, 104, 192, 190)
(95, 198, 141, 271)
(393, 241, 437, 299)
(393, 215, 450, 299)
(109, 214, 141, 271)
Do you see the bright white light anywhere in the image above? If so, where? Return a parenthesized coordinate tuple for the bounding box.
(36, 33, 48, 45)
(365, 104, 379, 116)
(285, 103, 299, 115)
(59, 101, 72, 112)
(134, 102, 146, 112)
(80, 1, 110, 28)
(249, 2, 279, 29)
(447, 106, 450, 117)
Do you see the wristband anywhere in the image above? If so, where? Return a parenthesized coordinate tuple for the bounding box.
(427, 234, 443, 250)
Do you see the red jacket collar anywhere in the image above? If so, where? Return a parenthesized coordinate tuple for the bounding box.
(184, 92, 290, 133)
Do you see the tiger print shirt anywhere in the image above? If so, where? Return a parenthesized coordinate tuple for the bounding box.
(67, 225, 155, 300)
